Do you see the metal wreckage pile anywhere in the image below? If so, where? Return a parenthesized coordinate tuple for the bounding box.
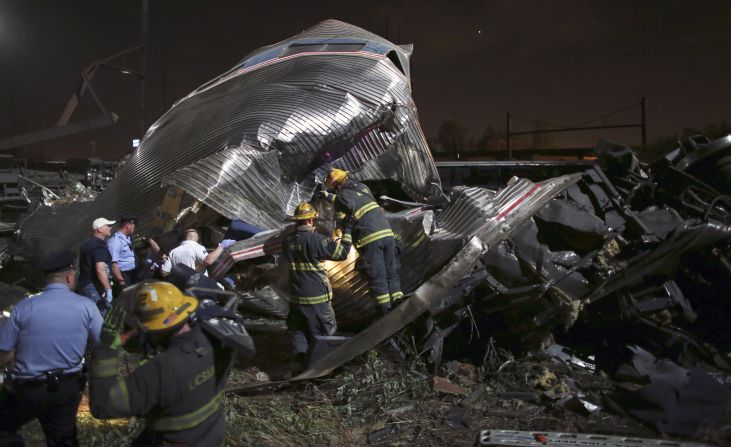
(13, 20, 731, 441)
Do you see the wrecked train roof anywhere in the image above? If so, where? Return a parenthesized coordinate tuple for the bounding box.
(17, 20, 440, 258)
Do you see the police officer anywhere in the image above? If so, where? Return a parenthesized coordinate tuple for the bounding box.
(282, 202, 353, 365)
(89, 282, 234, 446)
(319, 168, 403, 314)
(0, 251, 103, 446)
(107, 213, 137, 293)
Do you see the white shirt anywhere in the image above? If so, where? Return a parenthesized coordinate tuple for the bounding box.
(161, 240, 209, 275)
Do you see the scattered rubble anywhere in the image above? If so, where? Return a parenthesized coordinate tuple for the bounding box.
(432, 376, 469, 396)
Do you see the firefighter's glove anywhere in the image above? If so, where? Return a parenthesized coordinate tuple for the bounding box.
(341, 214, 355, 232)
(100, 301, 127, 350)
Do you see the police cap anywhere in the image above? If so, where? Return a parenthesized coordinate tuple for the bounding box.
(119, 213, 137, 224)
(37, 250, 77, 274)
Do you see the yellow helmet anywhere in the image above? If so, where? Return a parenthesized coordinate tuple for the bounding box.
(325, 168, 349, 190)
(134, 282, 198, 332)
(290, 201, 318, 221)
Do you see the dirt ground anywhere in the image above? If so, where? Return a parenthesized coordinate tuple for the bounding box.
(15, 329, 726, 447)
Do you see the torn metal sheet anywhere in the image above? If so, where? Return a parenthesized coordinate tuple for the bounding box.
(214, 177, 579, 326)
(545, 344, 595, 371)
(584, 220, 731, 304)
(608, 346, 728, 436)
(290, 174, 580, 380)
(665, 134, 731, 194)
(16, 19, 440, 259)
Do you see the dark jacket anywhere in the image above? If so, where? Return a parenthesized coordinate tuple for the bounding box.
(327, 179, 393, 248)
(282, 224, 352, 304)
(78, 236, 111, 289)
(90, 325, 233, 447)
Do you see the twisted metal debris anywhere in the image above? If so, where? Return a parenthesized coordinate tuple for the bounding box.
(16, 19, 440, 259)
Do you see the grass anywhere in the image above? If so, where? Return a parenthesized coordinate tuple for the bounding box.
(16, 351, 434, 446)
(225, 391, 356, 446)
(332, 351, 429, 423)
(77, 413, 143, 447)
(223, 351, 431, 446)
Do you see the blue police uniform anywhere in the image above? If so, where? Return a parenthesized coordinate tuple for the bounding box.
(107, 230, 136, 281)
(324, 179, 403, 313)
(0, 251, 103, 446)
(282, 224, 352, 355)
(0, 284, 103, 378)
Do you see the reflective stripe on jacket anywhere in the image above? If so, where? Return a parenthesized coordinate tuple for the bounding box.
(282, 225, 352, 305)
(330, 180, 393, 247)
(89, 326, 233, 446)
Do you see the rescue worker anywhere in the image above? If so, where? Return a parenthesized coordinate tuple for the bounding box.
(107, 213, 137, 293)
(78, 217, 115, 309)
(318, 168, 403, 314)
(89, 282, 233, 446)
(0, 251, 103, 446)
(282, 202, 352, 364)
(160, 228, 233, 277)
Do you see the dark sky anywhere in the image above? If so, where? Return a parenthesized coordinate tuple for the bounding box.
(1, 0, 729, 160)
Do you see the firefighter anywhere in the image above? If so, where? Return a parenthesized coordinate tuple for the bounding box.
(89, 282, 234, 446)
(318, 168, 403, 314)
(283, 202, 353, 365)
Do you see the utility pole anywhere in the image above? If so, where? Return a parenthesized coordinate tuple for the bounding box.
(140, 0, 149, 139)
(506, 111, 512, 160)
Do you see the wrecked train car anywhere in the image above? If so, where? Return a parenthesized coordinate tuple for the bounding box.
(216, 136, 731, 389)
(16, 19, 440, 259)
(210, 174, 581, 325)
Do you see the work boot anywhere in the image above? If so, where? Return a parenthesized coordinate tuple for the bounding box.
(378, 303, 392, 316)
(283, 352, 306, 379)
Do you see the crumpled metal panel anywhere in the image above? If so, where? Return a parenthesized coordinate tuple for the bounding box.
(214, 175, 582, 327)
(162, 146, 285, 230)
(15, 202, 95, 258)
(293, 174, 583, 380)
(16, 19, 439, 259)
(227, 174, 582, 389)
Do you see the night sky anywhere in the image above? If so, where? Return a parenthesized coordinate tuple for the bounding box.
(0, 0, 729, 160)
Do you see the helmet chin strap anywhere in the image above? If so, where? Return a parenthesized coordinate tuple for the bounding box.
(145, 321, 189, 348)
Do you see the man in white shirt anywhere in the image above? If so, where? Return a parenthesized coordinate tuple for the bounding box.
(161, 228, 227, 276)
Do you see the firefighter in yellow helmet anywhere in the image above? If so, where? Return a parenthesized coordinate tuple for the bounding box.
(89, 282, 234, 446)
(318, 168, 403, 315)
(283, 202, 353, 369)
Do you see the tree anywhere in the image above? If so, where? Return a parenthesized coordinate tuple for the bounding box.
(434, 114, 468, 158)
(474, 126, 506, 154)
